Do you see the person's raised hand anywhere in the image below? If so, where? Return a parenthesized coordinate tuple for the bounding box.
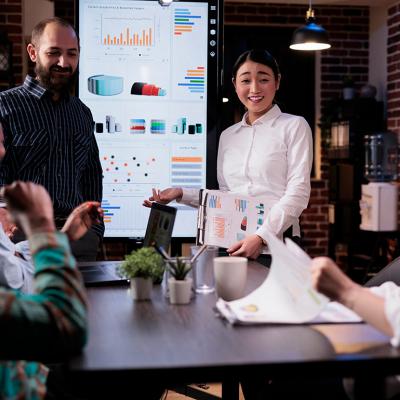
(143, 187, 183, 208)
(61, 201, 103, 241)
(1, 181, 55, 237)
(227, 234, 263, 259)
(311, 257, 358, 304)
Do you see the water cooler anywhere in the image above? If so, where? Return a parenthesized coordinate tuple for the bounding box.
(360, 132, 398, 231)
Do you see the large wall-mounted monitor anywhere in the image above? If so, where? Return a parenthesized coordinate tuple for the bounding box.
(77, 0, 222, 238)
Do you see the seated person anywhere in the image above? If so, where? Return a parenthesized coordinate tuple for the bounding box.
(243, 256, 400, 400)
(0, 181, 87, 399)
(312, 257, 400, 400)
(312, 256, 398, 344)
(0, 201, 102, 292)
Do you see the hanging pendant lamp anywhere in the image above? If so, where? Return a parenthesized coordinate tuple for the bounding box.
(290, 2, 331, 51)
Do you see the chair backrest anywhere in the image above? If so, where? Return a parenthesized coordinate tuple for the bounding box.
(364, 255, 400, 287)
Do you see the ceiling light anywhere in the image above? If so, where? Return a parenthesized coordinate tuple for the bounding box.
(290, 2, 331, 51)
(159, 0, 173, 6)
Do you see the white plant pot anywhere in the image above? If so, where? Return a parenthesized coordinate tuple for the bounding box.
(130, 277, 153, 300)
(168, 277, 192, 305)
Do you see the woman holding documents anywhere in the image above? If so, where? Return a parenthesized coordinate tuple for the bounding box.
(145, 49, 313, 261)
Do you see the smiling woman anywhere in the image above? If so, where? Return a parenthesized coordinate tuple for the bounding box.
(145, 49, 313, 263)
(232, 51, 280, 125)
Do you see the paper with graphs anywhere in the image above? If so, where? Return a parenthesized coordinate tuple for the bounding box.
(216, 231, 361, 324)
(197, 189, 270, 248)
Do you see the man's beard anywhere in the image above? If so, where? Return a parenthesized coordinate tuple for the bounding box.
(35, 61, 77, 95)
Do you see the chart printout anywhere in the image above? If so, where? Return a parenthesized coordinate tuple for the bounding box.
(78, 0, 210, 237)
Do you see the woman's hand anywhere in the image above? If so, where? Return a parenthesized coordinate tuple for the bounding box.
(311, 256, 394, 338)
(143, 187, 183, 208)
(311, 257, 359, 304)
(227, 234, 263, 259)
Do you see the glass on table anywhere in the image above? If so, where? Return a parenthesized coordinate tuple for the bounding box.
(190, 245, 218, 294)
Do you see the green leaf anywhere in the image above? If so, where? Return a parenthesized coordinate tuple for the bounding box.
(117, 247, 165, 281)
(168, 257, 192, 280)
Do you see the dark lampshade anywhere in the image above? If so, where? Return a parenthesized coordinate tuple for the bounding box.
(290, 8, 331, 51)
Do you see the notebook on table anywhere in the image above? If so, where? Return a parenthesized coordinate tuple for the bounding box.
(78, 202, 177, 286)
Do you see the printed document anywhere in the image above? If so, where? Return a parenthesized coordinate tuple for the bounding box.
(216, 231, 362, 324)
(197, 189, 271, 247)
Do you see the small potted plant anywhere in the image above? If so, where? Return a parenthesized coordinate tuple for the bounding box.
(167, 257, 193, 305)
(117, 247, 164, 300)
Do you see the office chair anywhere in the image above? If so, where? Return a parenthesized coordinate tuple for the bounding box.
(364, 255, 400, 287)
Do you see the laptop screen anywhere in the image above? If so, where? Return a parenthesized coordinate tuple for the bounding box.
(143, 203, 177, 250)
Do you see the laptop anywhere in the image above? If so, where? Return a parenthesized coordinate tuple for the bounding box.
(78, 202, 177, 286)
(143, 202, 177, 250)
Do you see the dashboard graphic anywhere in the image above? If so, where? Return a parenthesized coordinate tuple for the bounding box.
(78, 0, 219, 238)
(102, 16, 155, 47)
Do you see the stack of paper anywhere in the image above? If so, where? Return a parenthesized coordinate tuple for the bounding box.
(216, 231, 362, 325)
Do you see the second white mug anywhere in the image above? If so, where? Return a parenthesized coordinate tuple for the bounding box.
(213, 256, 247, 301)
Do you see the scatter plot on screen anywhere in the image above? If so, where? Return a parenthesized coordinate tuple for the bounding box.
(100, 146, 169, 185)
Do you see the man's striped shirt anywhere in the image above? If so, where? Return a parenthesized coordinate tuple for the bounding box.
(0, 76, 104, 237)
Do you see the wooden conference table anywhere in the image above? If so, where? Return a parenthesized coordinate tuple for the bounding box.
(68, 262, 400, 399)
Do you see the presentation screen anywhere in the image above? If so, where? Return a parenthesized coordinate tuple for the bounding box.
(77, 0, 221, 238)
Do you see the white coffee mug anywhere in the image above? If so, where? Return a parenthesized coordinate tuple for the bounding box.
(213, 256, 248, 301)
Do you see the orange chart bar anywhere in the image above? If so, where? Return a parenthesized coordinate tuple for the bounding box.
(103, 27, 153, 46)
(174, 25, 193, 35)
(172, 157, 203, 163)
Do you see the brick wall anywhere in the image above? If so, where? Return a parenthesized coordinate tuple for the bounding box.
(387, 2, 400, 236)
(0, 0, 23, 90)
(387, 2, 400, 133)
(54, 0, 75, 24)
(225, 2, 369, 256)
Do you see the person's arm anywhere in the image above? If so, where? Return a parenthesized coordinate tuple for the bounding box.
(61, 201, 103, 241)
(256, 117, 313, 240)
(0, 182, 87, 361)
(311, 257, 393, 338)
(143, 187, 201, 209)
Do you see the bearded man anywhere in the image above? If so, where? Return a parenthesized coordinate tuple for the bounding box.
(0, 17, 103, 261)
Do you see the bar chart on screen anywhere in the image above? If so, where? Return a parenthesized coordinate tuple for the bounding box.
(102, 16, 156, 47)
(174, 7, 202, 36)
(81, 2, 169, 61)
(102, 196, 150, 236)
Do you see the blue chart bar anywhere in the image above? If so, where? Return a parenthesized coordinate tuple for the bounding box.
(178, 67, 205, 94)
(102, 199, 121, 224)
(171, 162, 203, 189)
(174, 8, 201, 36)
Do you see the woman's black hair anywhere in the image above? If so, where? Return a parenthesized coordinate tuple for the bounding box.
(232, 49, 280, 81)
